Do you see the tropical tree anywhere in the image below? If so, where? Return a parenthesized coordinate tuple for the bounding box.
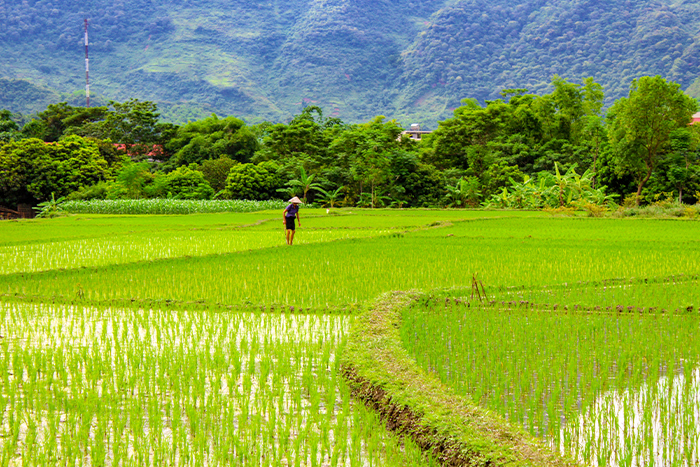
(198, 157, 238, 193)
(0, 109, 19, 142)
(166, 114, 257, 167)
(607, 76, 698, 205)
(315, 186, 344, 207)
(445, 177, 481, 207)
(0, 136, 109, 205)
(281, 166, 323, 203)
(330, 116, 400, 207)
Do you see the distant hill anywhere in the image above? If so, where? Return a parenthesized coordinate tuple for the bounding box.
(1, 0, 699, 126)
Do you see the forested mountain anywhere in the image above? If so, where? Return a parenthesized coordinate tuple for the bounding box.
(2, 0, 700, 125)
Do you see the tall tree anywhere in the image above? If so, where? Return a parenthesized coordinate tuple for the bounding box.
(166, 114, 257, 167)
(0, 109, 20, 142)
(330, 116, 401, 207)
(254, 106, 344, 166)
(73, 99, 176, 161)
(607, 76, 698, 205)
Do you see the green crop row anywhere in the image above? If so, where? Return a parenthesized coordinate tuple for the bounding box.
(61, 199, 289, 215)
(3, 220, 699, 310)
(401, 295, 700, 466)
(0, 301, 436, 466)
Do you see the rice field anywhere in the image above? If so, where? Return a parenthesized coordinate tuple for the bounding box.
(4, 218, 699, 311)
(2, 209, 699, 466)
(0, 301, 434, 466)
(401, 298, 700, 466)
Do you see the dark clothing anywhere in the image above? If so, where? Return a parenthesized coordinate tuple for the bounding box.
(285, 204, 299, 218)
(285, 216, 296, 230)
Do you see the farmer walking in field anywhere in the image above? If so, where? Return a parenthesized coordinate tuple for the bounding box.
(283, 197, 302, 245)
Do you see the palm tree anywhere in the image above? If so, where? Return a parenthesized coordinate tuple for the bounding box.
(284, 167, 323, 203)
(315, 187, 344, 208)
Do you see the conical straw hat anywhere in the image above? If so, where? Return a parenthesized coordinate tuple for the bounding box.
(288, 196, 303, 204)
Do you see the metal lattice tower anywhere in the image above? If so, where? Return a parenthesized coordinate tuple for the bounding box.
(84, 19, 90, 108)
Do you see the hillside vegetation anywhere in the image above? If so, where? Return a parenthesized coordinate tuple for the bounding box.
(1, 0, 700, 125)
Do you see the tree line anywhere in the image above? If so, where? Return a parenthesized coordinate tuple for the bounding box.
(1, 75, 698, 210)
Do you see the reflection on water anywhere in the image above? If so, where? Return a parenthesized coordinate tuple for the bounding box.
(560, 368, 700, 467)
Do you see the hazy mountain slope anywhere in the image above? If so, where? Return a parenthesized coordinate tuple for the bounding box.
(268, 0, 443, 120)
(0, 79, 58, 115)
(395, 0, 700, 121)
(1, 0, 700, 125)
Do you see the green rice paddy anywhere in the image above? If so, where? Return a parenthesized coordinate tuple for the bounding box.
(1, 208, 699, 466)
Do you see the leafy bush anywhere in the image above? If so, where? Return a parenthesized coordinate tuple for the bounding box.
(107, 162, 154, 199)
(65, 181, 111, 201)
(222, 161, 282, 200)
(147, 165, 214, 200)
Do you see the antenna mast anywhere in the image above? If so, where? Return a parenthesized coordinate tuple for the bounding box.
(84, 19, 90, 108)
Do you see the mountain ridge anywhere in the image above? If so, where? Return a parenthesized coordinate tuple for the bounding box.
(2, 0, 700, 126)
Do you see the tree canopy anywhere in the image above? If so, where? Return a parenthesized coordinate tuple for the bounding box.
(2, 75, 700, 209)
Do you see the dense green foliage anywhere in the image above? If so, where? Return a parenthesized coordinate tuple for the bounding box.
(2, 75, 699, 211)
(4, 0, 700, 124)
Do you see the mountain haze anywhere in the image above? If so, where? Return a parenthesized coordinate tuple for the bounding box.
(2, 0, 700, 125)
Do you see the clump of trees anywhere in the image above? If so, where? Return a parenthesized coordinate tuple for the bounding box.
(1, 75, 699, 210)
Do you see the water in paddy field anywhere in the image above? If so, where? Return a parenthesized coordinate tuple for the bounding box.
(0, 302, 429, 467)
(560, 367, 700, 467)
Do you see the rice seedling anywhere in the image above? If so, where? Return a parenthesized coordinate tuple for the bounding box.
(401, 297, 700, 466)
(0, 227, 390, 274)
(0, 301, 435, 466)
(2, 210, 699, 465)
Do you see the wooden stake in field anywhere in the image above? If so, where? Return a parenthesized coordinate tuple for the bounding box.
(471, 273, 486, 301)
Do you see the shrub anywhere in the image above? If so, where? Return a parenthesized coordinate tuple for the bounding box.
(222, 161, 281, 200)
(147, 165, 214, 200)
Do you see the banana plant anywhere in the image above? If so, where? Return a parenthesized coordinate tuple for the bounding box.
(33, 193, 65, 218)
(445, 177, 481, 207)
(315, 186, 344, 208)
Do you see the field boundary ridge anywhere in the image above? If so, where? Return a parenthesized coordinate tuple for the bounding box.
(341, 291, 581, 467)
